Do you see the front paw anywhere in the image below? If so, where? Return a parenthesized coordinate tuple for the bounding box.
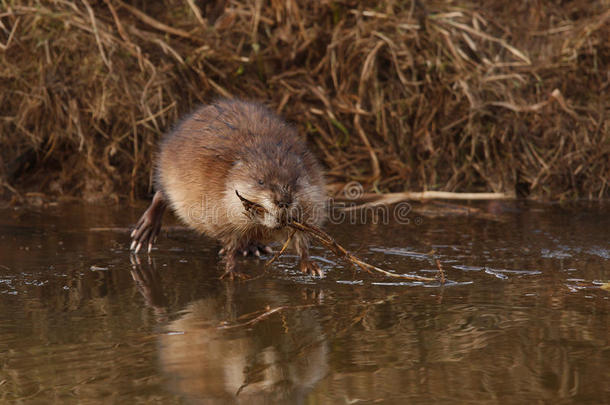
(241, 242, 273, 257)
(130, 191, 166, 254)
(300, 259, 323, 277)
(220, 242, 273, 258)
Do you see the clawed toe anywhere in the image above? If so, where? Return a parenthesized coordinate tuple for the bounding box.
(238, 242, 272, 258)
(130, 191, 166, 255)
(300, 260, 323, 277)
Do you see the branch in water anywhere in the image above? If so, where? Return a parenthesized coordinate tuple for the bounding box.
(234, 190, 442, 283)
(265, 229, 296, 267)
(288, 222, 437, 282)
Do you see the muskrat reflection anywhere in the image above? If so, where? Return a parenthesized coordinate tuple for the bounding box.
(130, 257, 329, 404)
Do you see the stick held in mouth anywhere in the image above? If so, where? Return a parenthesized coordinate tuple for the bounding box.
(235, 190, 267, 217)
(237, 190, 441, 283)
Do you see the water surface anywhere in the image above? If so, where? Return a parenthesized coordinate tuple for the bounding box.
(0, 201, 608, 404)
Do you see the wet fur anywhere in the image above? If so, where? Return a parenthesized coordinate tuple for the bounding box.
(156, 99, 326, 274)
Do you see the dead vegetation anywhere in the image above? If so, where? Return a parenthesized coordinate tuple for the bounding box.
(286, 221, 439, 282)
(0, 0, 608, 202)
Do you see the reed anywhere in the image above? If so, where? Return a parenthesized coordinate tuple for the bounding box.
(1, 1, 608, 202)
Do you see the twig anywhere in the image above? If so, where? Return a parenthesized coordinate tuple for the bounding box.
(103, 0, 131, 43)
(289, 222, 436, 282)
(353, 190, 512, 201)
(235, 189, 439, 283)
(217, 304, 317, 330)
(265, 229, 296, 267)
(82, 0, 111, 70)
(235, 190, 266, 216)
(0, 16, 19, 51)
(435, 259, 446, 284)
(354, 40, 384, 180)
(117, 1, 198, 40)
(185, 0, 207, 28)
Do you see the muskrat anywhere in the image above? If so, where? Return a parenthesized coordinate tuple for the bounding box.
(130, 99, 326, 278)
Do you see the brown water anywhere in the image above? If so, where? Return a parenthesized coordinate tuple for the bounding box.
(0, 201, 608, 404)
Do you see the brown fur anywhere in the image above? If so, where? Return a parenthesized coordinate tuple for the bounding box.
(133, 99, 326, 277)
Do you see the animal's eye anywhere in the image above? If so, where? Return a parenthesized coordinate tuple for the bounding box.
(258, 179, 264, 185)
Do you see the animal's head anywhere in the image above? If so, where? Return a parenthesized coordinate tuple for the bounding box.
(227, 147, 317, 229)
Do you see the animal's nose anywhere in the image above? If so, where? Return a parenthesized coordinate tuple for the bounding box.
(275, 194, 292, 209)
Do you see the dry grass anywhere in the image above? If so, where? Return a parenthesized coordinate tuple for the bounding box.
(0, 0, 608, 202)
